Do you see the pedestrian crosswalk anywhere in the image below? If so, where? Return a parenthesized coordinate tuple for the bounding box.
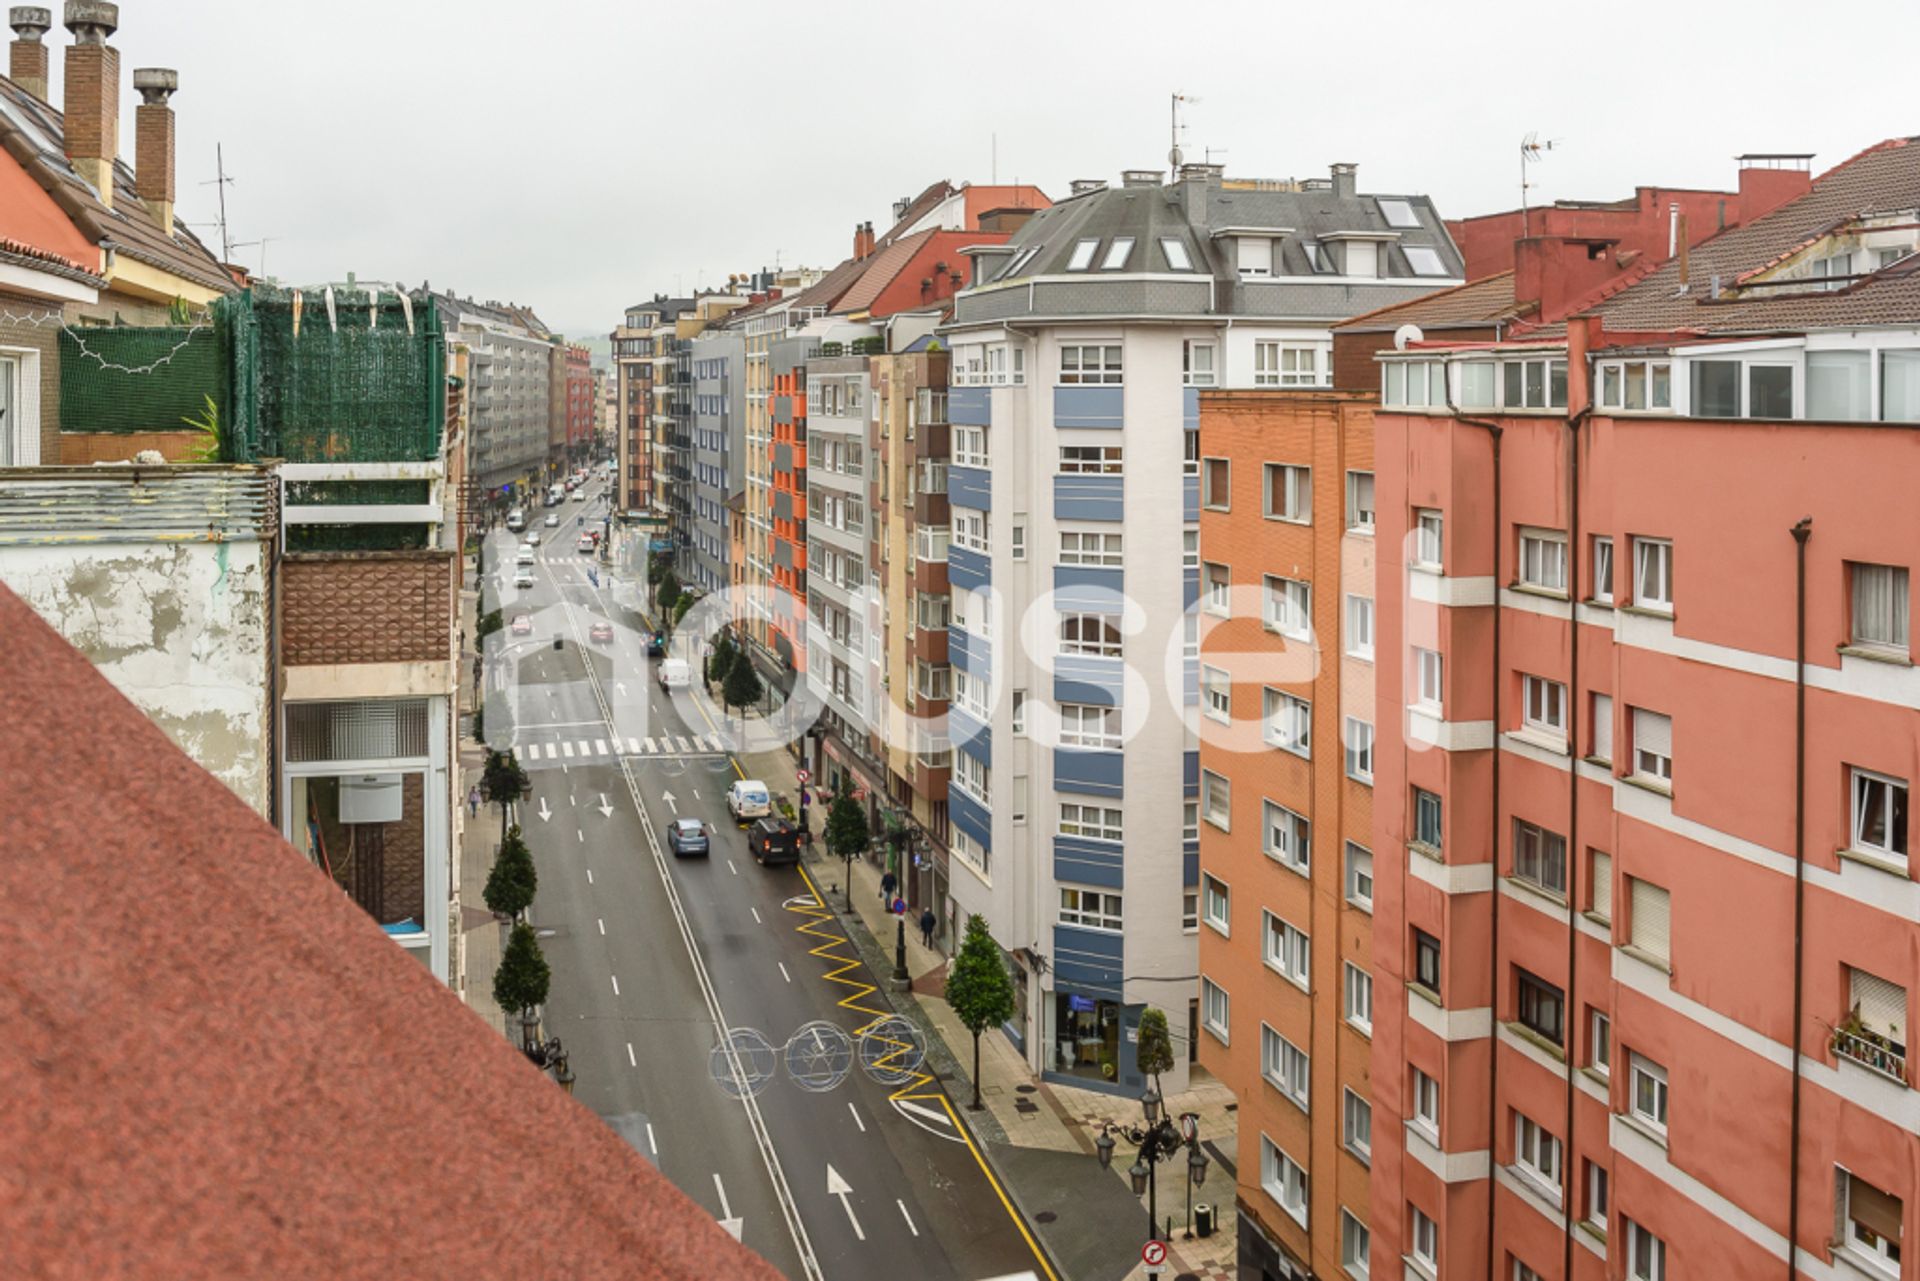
(515, 733, 730, 762)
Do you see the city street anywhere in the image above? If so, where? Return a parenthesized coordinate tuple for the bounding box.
(484, 481, 1049, 1281)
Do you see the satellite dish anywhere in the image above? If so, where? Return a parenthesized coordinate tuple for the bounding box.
(1393, 323, 1424, 351)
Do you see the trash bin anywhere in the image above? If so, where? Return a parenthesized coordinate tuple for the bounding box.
(1194, 1202, 1215, 1237)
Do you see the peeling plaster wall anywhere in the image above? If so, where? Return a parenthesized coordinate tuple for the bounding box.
(1, 541, 272, 814)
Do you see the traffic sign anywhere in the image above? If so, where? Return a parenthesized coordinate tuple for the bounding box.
(796, 768, 811, 784)
(1142, 1240, 1168, 1267)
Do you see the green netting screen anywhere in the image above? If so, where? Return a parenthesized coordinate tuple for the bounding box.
(58, 325, 227, 436)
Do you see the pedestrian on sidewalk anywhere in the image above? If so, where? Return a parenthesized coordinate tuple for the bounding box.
(467, 785, 480, 818)
(880, 868, 897, 905)
(919, 906, 936, 950)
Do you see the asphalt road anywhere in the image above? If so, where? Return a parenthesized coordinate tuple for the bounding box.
(483, 482, 1048, 1281)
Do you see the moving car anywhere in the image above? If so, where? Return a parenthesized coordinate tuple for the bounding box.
(516, 546, 535, 566)
(526, 530, 542, 546)
(544, 513, 560, 528)
(510, 613, 533, 636)
(513, 565, 535, 589)
(588, 621, 613, 644)
(666, 818, 710, 858)
(505, 508, 526, 532)
(726, 779, 772, 822)
(577, 533, 596, 553)
(656, 658, 691, 690)
(646, 632, 667, 659)
(747, 818, 800, 866)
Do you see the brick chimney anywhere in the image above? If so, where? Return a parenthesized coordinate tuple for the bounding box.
(1514, 236, 1629, 325)
(132, 67, 176, 235)
(853, 221, 875, 260)
(63, 1, 119, 209)
(8, 6, 50, 101)
(1736, 154, 1813, 226)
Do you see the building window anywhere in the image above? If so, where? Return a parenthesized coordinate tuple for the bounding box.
(1851, 563, 1910, 656)
(1059, 344, 1122, 385)
(1344, 1089, 1373, 1162)
(1516, 969, 1565, 1046)
(1183, 430, 1198, 476)
(1414, 508, 1444, 569)
(1203, 562, 1232, 615)
(1162, 237, 1195, 272)
(1183, 800, 1198, 844)
(1841, 966, 1909, 1079)
(1413, 787, 1443, 851)
(952, 748, 990, 804)
(1060, 529, 1124, 567)
(1264, 688, 1312, 757)
(1202, 457, 1231, 510)
(954, 425, 990, 468)
(1589, 849, 1613, 920)
(1410, 1066, 1440, 1139)
(1263, 463, 1311, 522)
(1851, 768, 1910, 866)
(1521, 674, 1566, 739)
(1182, 890, 1198, 932)
(1412, 928, 1442, 995)
(1518, 528, 1568, 594)
(1590, 693, 1614, 764)
(1413, 648, 1444, 712)
(1513, 819, 1568, 896)
(1263, 800, 1310, 874)
(1236, 237, 1274, 278)
(1260, 1136, 1307, 1225)
(1627, 876, 1671, 968)
(952, 508, 987, 553)
(1344, 965, 1373, 1034)
(1182, 340, 1215, 386)
(1254, 342, 1324, 387)
(1058, 885, 1123, 932)
(1261, 1025, 1310, 1109)
(1065, 238, 1100, 271)
(1059, 802, 1123, 843)
(1264, 576, 1311, 639)
(1059, 444, 1123, 474)
(1264, 912, 1310, 988)
(1202, 977, 1231, 1044)
(1011, 522, 1026, 561)
(1341, 1210, 1371, 1278)
(1346, 842, 1374, 911)
(1099, 237, 1135, 270)
(1408, 1205, 1439, 1273)
(1631, 708, 1672, 787)
(1057, 702, 1120, 750)
(1183, 528, 1198, 571)
(1201, 666, 1232, 724)
(1345, 718, 1374, 782)
(1346, 470, 1375, 532)
(1628, 1053, 1669, 1136)
(1405, 245, 1448, 276)
(1592, 535, 1615, 603)
(1202, 770, 1232, 830)
(1201, 874, 1230, 934)
(1624, 1219, 1667, 1280)
(1838, 1168, 1905, 1274)
(1585, 1160, 1610, 1231)
(1059, 613, 1123, 658)
(1597, 359, 1673, 412)
(1513, 1112, 1563, 1199)
(1589, 1008, 1612, 1076)
(1346, 594, 1374, 659)
(1632, 536, 1673, 613)
(1502, 357, 1569, 410)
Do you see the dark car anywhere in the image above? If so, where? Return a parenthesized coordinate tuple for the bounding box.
(646, 632, 667, 659)
(589, 621, 614, 644)
(747, 817, 800, 867)
(666, 818, 709, 858)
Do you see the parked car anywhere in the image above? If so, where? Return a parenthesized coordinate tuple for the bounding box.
(577, 533, 596, 554)
(747, 818, 800, 866)
(589, 621, 613, 644)
(513, 565, 535, 589)
(510, 613, 533, 636)
(646, 632, 667, 659)
(656, 658, 691, 690)
(544, 513, 560, 528)
(726, 779, 772, 822)
(505, 508, 526, 532)
(666, 818, 710, 858)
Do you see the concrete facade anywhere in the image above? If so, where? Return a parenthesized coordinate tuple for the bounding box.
(689, 329, 744, 595)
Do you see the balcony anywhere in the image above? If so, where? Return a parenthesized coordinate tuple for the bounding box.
(1834, 1026, 1908, 1084)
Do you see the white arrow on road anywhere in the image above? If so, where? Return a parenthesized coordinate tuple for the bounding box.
(536, 797, 553, 823)
(713, 1173, 744, 1242)
(825, 1165, 863, 1241)
(597, 792, 615, 818)
(661, 790, 678, 815)
(616, 682, 628, 696)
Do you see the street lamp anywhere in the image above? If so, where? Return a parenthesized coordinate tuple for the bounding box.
(1093, 1090, 1209, 1243)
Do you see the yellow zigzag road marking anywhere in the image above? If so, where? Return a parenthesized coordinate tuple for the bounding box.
(790, 865, 1059, 1281)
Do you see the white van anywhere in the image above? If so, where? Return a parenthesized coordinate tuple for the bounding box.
(506, 508, 526, 532)
(726, 779, 772, 822)
(547, 484, 565, 507)
(656, 658, 691, 690)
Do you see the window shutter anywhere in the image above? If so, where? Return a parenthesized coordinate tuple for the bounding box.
(1633, 709, 1672, 758)
(1629, 879, 1670, 960)
(1851, 969, 1908, 1040)
(1849, 1171, 1905, 1244)
(1237, 237, 1272, 273)
(1592, 694, 1614, 761)
(1592, 852, 1613, 918)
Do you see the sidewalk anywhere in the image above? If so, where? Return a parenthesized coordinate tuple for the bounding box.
(455, 554, 507, 1038)
(733, 731, 1241, 1281)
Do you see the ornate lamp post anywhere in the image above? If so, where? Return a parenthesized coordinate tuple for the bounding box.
(1094, 1088, 1209, 1242)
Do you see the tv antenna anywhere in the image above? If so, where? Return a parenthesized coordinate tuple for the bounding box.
(1520, 133, 1560, 238)
(200, 142, 236, 263)
(230, 236, 276, 278)
(1169, 92, 1200, 171)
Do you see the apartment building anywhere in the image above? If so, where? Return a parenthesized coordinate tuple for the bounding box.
(420, 291, 553, 497)
(612, 296, 692, 520)
(688, 328, 744, 595)
(941, 162, 1461, 1097)
(657, 293, 746, 583)
(1367, 139, 1920, 1281)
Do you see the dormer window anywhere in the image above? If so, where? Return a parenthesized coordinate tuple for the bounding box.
(1404, 246, 1448, 277)
(1810, 253, 1853, 292)
(1101, 238, 1136, 270)
(1377, 198, 1421, 228)
(1237, 237, 1274, 277)
(1067, 239, 1101, 271)
(998, 244, 1042, 280)
(1303, 241, 1334, 274)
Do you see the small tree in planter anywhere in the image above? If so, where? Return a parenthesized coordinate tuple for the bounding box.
(483, 823, 538, 922)
(948, 914, 1017, 1110)
(493, 921, 552, 1028)
(723, 655, 764, 725)
(1135, 1006, 1176, 1098)
(480, 749, 531, 842)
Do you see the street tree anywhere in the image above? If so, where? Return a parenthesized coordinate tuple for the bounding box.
(947, 914, 1017, 1110)
(708, 633, 736, 686)
(722, 655, 764, 720)
(479, 749, 530, 841)
(483, 823, 537, 921)
(654, 569, 680, 618)
(1135, 1006, 1175, 1097)
(492, 921, 551, 1022)
(673, 590, 695, 625)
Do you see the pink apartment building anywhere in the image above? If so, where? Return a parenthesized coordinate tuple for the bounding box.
(1368, 138, 1920, 1281)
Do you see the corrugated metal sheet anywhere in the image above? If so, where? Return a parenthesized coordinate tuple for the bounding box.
(0, 466, 277, 546)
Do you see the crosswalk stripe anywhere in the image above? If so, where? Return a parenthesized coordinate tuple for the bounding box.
(594, 739, 607, 755)
(645, 737, 658, 753)
(628, 738, 643, 754)
(676, 736, 692, 754)
(575, 740, 592, 757)
(561, 741, 574, 758)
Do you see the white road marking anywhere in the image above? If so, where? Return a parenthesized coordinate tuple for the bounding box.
(847, 1102, 866, 1132)
(610, 975, 620, 996)
(561, 741, 575, 758)
(575, 740, 592, 757)
(628, 738, 643, 754)
(750, 906, 762, 924)
(594, 739, 607, 755)
(628, 1042, 637, 1068)
(728, 859, 738, 875)
(893, 1097, 953, 1126)
(646, 1120, 655, 1151)
(715, 1173, 744, 1241)
(676, 736, 692, 753)
(778, 962, 791, 983)
(577, 830, 584, 843)
(889, 1097, 965, 1143)
(692, 789, 700, 801)
(597, 918, 605, 935)
(645, 737, 658, 753)
(897, 1200, 919, 1237)
(586, 869, 594, 884)
(569, 793, 576, 806)
(825, 1165, 863, 1242)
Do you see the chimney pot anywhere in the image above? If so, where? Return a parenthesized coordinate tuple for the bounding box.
(9, 5, 51, 100)
(62, 0, 114, 41)
(132, 65, 175, 104)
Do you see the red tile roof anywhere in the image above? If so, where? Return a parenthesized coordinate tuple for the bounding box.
(1333, 271, 1526, 333)
(0, 584, 779, 1281)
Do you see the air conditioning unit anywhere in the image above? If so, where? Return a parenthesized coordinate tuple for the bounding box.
(339, 773, 404, 824)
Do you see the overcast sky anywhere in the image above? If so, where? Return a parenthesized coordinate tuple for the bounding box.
(51, 0, 1918, 336)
